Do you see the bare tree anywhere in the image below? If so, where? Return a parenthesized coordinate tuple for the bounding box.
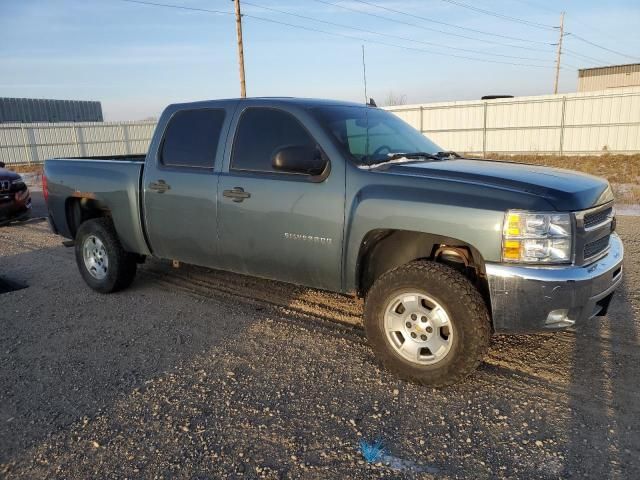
(384, 91, 408, 106)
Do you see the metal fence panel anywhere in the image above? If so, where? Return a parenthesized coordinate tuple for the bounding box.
(386, 87, 640, 155)
(0, 120, 157, 165)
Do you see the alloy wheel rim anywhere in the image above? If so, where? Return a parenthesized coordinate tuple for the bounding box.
(82, 235, 109, 280)
(383, 292, 454, 365)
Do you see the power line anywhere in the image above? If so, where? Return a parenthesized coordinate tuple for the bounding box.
(508, 0, 557, 15)
(567, 14, 638, 49)
(117, 0, 558, 68)
(439, 0, 557, 31)
(241, 1, 552, 62)
(565, 33, 639, 61)
(243, 16, 556, 68)
(504, 0, 638, 64)
(347, 0, 552, 46)
(120, 0, 231, 15)
(563, 48, 608, 66)
(438, 1, 639, 64)
(311, 0, 555, 53)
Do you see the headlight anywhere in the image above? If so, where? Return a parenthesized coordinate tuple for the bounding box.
(502, 210, 573, 263)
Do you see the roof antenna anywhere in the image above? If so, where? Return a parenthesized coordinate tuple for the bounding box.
(362, 45, 377, 107)
(361, 45, 368, 105)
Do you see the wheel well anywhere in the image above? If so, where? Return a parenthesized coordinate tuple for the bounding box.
(65, 197, 111, 239)
(356, 229, 490, 309)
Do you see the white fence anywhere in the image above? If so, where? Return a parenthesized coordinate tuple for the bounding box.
(386, 87, 640, 156)
(2, 87, 640, 166)
(0, 120, 156, 166)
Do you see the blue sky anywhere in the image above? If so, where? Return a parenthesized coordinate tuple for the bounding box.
(1, 0, 639, 120)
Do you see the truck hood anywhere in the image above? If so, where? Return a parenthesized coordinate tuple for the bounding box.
(385, 158, 613, 211)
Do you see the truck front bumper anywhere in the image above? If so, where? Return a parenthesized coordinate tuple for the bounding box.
(486, 232, 624, 333)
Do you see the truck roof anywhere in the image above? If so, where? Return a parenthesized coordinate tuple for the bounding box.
(167, 97, 369, 110)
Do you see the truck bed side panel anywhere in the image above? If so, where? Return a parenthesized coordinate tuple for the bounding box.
(45, 159, 150, 255)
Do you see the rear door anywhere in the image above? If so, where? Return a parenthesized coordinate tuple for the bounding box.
(142, 102, 236, 266)
(217, 104, 345, 291)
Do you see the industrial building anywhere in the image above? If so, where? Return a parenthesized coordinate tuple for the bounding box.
(0, 97, 103, 123)
(578, 63, 640, 92)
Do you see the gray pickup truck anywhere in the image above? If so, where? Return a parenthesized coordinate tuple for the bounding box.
(44, 98, 623, 386)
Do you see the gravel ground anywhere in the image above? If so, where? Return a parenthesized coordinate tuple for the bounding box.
(0, 212, 639, 479)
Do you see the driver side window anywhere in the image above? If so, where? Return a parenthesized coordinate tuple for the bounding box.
(231, 108, 316, 173)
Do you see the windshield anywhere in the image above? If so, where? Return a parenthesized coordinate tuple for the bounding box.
(311, 105, 441, 165)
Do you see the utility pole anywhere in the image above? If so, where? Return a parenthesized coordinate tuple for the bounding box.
(233, 0, 247, 98)
(553, 11, 565, 95)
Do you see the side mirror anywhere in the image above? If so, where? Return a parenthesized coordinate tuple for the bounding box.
(0, 162, 5, 168)
(272, 145, 327, 176)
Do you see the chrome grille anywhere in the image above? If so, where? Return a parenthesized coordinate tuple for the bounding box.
(574, 202, 615, 265)
(584, 207, 613, 230)
(0, 180, 10, 192)
(584, 234, 610, 260)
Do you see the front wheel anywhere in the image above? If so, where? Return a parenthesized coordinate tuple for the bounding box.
(75, 218, 137, 293)
(363, 261, 490, 386)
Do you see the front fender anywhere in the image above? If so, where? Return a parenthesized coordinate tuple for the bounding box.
(343, 184, 506, 292)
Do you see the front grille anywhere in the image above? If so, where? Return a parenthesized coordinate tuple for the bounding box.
(584, 207, 613, 229)
(584, 234, 610, 260)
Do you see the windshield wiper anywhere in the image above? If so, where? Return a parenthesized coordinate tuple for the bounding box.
(359, 152, 442, 170)
(435, 150, 461, 159)
(387, 152, 443, 161)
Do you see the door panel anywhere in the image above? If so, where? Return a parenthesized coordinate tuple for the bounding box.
(142, 104, 235, 266)
(217, 172, 344, 290)
(143, 172, 218, 265)
(217, 106, 345, 291)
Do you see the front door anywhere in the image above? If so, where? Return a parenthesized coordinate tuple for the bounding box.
(217, 106, 345, 291)
(142, 105, 233, 266)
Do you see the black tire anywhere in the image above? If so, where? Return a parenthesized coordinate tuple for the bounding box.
(363, 260, 490, 387)
(74, 218, 137, 293)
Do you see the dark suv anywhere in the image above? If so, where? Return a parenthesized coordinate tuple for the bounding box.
(0, 161, 31, 225)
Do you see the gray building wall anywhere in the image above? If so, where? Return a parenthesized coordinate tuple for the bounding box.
(0, 98, 103, 123)
(578, 64, 640, 92)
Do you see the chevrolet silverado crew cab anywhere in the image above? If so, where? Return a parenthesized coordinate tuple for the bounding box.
(43, 98, 623, 386)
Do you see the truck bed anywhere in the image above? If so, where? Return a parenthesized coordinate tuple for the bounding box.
(44, 156, 150, 256)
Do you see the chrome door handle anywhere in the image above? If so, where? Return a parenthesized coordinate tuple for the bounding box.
(149, 180, 171, 193)
(223, 187, 251, 202)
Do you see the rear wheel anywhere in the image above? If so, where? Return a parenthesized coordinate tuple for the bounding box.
(363, 260, 490, 386)
(75, 218, 137, 293)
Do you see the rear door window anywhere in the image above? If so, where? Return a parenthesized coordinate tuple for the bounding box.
(160, 109, 226, 168)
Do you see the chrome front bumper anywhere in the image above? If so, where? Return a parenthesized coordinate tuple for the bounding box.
(486, 232, 624, 333)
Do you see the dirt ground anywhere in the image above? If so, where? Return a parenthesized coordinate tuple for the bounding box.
(0, 206, 639, 478)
